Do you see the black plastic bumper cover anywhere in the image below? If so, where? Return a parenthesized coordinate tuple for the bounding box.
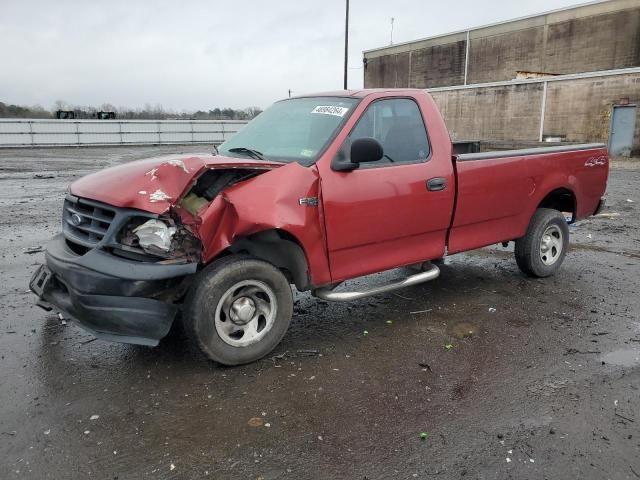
(31, 234, 197, 346)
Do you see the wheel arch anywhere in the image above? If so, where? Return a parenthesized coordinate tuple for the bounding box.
(224, 229, 311, 291)
(536, 187, 577, 223)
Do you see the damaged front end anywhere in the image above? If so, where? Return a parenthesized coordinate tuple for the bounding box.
(29, 154, 280, 346)
(30, 194, 201, 346)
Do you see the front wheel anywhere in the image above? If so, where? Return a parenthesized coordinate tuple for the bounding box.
(183, 255, 293, 365)
(515, 208, 569, 278)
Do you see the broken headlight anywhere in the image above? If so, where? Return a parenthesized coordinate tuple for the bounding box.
(133, 219, 176, 252)
(117, 216, 201, 262)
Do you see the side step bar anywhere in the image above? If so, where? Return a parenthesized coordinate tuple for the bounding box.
(312, 264, 440, 302)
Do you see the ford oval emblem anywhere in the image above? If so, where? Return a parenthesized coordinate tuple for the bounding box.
(70, 213, 83, 226)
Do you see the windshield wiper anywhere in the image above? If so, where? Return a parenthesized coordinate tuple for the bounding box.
(228, 147, 265, 160)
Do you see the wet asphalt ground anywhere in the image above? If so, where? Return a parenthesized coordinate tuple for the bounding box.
(0, 146, 639, 480)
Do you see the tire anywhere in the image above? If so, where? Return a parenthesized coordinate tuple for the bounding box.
(183, 254, 293, 365)
(514, 208, 569, 278)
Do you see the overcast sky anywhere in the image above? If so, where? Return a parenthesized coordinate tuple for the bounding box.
(1, 0, 586, 111)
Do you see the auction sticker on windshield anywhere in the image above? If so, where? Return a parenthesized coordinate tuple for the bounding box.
(311, 105, 349, 117)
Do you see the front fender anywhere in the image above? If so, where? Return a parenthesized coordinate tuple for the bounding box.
(194, 163, 332, 286)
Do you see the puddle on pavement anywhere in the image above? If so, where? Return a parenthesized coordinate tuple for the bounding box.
(600, 349, 640, 367)
(448, 321, 479, 339)
(464, 248, 512, 259)
(569, 243, 640, 259)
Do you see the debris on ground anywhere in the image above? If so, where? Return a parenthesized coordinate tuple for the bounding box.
(614, 411, 635, 423)
(296, 349, 319, 356)
(450, 321, 478, 339)
(392, 292, 413, 300)
(564, 348, 600, 355)
(24, 246, 44, 254)
(418, 362, 432, 371)
(445, 344, 454, 351)
(420, 432, 428, 440)
(248, 417, 264, 427)
(270, 351, 288, 366)
(488, 307, 497, 313)
(89, 415, 99, 421)
(410, 309, 432, 314)
(363, 330, 369, 335)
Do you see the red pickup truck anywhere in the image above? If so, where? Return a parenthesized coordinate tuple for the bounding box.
(30, 89, 609, 365)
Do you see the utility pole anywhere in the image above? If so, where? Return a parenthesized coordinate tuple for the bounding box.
(343, 0, 349, 90)
(390, 17, 394, 45)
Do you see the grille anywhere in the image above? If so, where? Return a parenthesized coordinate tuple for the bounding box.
(63, 196, 116, 247)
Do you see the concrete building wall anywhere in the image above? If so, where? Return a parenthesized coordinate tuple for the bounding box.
(543, 8, 640, 74)
(543, 74, 640, 145)
(409, 40, 467, 87)
(466, 27, 545, 84)
(431, 83, 544, 141)
(364, 52, 410, 88)
(428, 71, 640, 154)
(363, 0, 640, 88)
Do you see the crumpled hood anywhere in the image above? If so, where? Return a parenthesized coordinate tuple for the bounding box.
(69, 153, 283, 214)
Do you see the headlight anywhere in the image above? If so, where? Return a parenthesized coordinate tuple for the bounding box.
(133, 219, 177, 252)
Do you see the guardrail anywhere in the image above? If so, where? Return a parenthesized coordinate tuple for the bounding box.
(0, 119, 249, 147)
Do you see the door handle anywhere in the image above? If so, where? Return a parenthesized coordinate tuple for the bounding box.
(427, 177, 447, 191)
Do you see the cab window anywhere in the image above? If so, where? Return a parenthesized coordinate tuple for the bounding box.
(349, 98, 430, 167)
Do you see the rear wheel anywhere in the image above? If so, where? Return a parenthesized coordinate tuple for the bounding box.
(515, 208, 569, 277)
(183, 255, 293, 365)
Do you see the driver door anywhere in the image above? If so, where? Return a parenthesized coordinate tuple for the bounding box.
(318, 97, 454, 282)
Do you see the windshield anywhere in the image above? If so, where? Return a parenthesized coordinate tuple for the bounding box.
(218, 96, 359, 165)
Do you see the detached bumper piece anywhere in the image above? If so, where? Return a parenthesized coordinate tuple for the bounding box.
(593, 196, 606, 216)
(30, 234, 197, 346)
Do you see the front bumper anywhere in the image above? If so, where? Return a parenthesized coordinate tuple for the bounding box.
(30, 234, 197, 346)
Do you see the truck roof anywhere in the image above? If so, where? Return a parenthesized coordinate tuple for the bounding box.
(291, 88, 427, 99)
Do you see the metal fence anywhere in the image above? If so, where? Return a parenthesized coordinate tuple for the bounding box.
(0, 119, 249, 147)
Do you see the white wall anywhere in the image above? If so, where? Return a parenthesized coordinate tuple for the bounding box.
(0, 119, 248, 147)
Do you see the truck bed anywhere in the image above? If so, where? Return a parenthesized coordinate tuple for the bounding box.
(448, 143, 609, 254)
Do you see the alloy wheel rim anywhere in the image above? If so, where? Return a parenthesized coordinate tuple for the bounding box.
(214, 280, 277, 347)
(539, 224, 563, 266)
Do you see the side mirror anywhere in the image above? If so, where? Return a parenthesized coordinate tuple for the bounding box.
(351, 137, 383, 164)
(331, 137, 384, 172)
